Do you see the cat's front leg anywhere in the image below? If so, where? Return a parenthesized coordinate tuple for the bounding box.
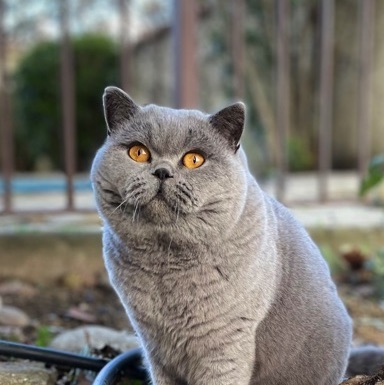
(149, 360, 253, 385)
(187, 344, 255, 385)
(147, 360, 181, 385)
(193, 361, 254, 385)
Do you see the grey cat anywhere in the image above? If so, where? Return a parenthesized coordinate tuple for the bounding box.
(91, 86, 353, 385)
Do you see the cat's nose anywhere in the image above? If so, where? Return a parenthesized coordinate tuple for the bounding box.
(152, 167, 173, 181)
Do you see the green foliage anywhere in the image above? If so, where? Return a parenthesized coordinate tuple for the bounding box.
(359, 154, 384, 196)
(319, 244, 346, 275)
(367, 248, 384, 298)
(13, 34, 119, 171)
(34, 325, 53, 347)
(287, 135, 315, 171)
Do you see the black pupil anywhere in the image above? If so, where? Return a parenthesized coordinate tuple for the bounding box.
(193, 156, 197, 163)
(138, 148, 143, 156)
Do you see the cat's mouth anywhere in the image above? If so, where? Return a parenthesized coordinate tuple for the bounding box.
(113, 179, 195, 221)
(152, 188, 174, 208)
(155, 184, 164, 196)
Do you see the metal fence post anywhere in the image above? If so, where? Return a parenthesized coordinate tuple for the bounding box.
(276, 0, 290, 202)
(119, 0, 131, 92)
(231, 0, 245, 100)
(172, 0, 198, 109)
(318, 0, 334, 202)
(0, 0, 13, 214)
(357, 0, 375, 179)
(59, 0, 76, 211)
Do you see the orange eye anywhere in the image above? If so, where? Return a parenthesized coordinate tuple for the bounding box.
(128, 144, 150, 163)
(183, 152, 205, 169)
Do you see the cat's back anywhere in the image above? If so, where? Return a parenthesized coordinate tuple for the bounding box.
(250, 193, 352, 384)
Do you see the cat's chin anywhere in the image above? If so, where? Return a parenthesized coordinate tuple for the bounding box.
(140, 196, 180, 225)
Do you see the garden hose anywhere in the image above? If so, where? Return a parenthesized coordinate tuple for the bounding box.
(92, 347, 148, 384)
(0, 340, 148, 384)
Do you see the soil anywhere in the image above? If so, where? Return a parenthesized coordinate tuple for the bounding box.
(0, 276, 132, 344)
(1, 274, 384, 384)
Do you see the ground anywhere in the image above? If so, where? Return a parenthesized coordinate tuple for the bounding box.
(1, 274, 384, 384)
(2, 276, 384, 345)
(0, 275, 132, 343)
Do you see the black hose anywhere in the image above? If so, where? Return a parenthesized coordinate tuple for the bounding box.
(0, 340, 148, 384)
(0, 340, 108, 371)
(92, 348, 148, 385)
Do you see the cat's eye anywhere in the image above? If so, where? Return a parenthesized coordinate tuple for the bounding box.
(128, 144, 151, 163)
(183, 152, 205, 169)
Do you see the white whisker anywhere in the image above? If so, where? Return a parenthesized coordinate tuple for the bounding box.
(112, 197, 128, 214)
(132, 202, 139, 222)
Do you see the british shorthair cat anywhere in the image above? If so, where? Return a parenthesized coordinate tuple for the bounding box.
(91, 86, 352, 385)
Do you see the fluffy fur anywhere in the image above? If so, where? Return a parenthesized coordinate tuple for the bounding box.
(91, 87, 352, 385)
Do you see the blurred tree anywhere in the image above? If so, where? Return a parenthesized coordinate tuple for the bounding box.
(13, 34, 118, 171)
(205, 0, 384, 173)
(203, 0, 318, 174)
(244, 0, 318, 173)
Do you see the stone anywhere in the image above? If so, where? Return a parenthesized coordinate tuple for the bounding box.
(0, 362, 57, 385)
(0, 305, 29, 327)
(49, 325, 140, 353)
(0, 325, 24, 341)
(340, 376, 371, 385)
(0, 280, 37, 297)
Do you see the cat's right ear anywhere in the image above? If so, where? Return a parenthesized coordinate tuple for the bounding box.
(103, 86, 140, 135)
(209, 102, 245, 152)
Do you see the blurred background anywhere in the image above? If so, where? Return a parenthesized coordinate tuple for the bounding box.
(0, 0, 384, 381)
(0, 0, 383, 212)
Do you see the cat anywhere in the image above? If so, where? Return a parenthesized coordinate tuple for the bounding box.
(91, 86, 352, 385)
(346, 346, 384, 377)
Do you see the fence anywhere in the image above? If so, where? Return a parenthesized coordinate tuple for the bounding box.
(0, 0, 379, 215)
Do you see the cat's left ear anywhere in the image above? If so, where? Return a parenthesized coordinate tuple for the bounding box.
(103, 86, 141, 135)
(209, 102, 245, 152)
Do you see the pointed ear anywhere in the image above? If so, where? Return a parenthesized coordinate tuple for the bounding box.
(103, 86, 140, 134)
(209, 102, 245, 152)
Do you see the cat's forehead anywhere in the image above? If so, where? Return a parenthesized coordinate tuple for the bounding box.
(142, 104, 208, 133)
(126, 105, 215, 155)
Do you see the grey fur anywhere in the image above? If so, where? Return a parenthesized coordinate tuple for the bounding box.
(346, 346, 384, 377)
(91, 87, 352, 385)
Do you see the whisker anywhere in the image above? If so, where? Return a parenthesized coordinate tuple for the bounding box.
(123, 198, 129, 217)
(174, 192, 188, 205)
(132, 202, 139, 222)
(112, 197, 128, 214)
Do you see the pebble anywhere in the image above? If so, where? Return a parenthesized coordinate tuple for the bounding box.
(0, 325, 25, 341)
(0, 280, 37, 297)
(0, 362, 57, 385)
(49, 325, 140, 353)
(0, 303, 30, 327)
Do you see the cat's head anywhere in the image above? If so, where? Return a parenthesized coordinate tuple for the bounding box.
(91, 87, 250, 234)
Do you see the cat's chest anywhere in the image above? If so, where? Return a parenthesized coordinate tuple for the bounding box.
(113, 246, 231, 321)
